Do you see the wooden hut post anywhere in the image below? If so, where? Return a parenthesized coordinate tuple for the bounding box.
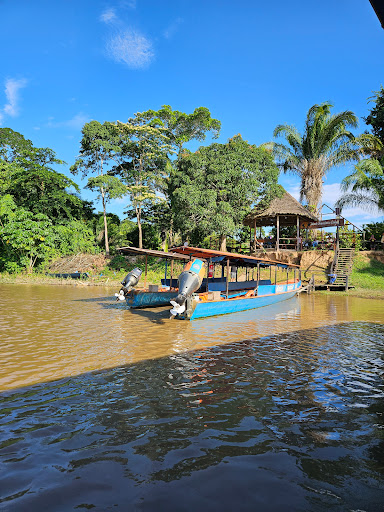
(276, 215, 280, 251)
(296, 216, 300, 251)
(254, 219, 257, 251)
(170, 259, 174, 288)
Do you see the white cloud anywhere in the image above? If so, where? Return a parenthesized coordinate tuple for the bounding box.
(286, 181, 383, 226)
(0, 78, 28, 125)
(120, 0, 136, 8)
(106, 29, 154, 69)
(163, 17, 184, 39)
(47, 112, 90, 130)
(100, 8, 117, 24)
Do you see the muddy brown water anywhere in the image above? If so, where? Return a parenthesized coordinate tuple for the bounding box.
(1, 284, 383, 392)
(1, 284, 384, 510)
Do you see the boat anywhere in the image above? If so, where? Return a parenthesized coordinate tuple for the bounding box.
(115, 247, 189, 308)
(46, 272, 89, 279)
(168, 246, 302, 320)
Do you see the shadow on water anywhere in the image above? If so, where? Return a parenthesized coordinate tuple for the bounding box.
(1, 322, 384, 511)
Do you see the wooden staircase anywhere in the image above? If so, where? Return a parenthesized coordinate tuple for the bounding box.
(331, 248, 355, 289)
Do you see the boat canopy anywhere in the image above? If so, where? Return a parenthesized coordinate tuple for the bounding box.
(171, 246, 299, 269)
(117, 246, 189, 261)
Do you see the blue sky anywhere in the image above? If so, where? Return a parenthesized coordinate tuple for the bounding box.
(1, 0, 383, 227)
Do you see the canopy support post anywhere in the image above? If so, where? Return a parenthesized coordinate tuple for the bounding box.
(276, 215, 280, 251)
(144, 255, 147, 289)
(226, 258, 230, 299)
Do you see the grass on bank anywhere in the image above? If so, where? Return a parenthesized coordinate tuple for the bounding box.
(317, 253, 384, 299)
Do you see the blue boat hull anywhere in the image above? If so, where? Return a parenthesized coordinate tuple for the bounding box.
(125, 290, 178, 308)
(189, 282, 301, 320)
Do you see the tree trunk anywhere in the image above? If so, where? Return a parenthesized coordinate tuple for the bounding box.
(102, 190, 109, 256)
(137, 205, 142, 249)
(219, 234, 227, 252)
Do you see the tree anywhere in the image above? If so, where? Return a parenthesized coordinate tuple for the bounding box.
(0, 128, 93, 222)
(142, 105, 221, 155)
(71, 121, 124, 255)
(336, 88, 384, 215)
(113, 113, 174, 248)
(336, 158, 384, 213)
(267, 102, 381, 214)
(170, 135, 280, 251)
(0, 195, 56, 272)
(364, 86, 384, 145)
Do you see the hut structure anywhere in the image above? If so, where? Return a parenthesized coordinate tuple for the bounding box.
(243, 191, 318, 251)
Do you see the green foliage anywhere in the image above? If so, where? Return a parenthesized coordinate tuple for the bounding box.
(364, 86, 384, 145)
(337, 158, 384, 213)
(170, 135, 280, 246)
(141, 105, 221, 154)
(113, 113, 174, 248)
(53, 221, 97, 255)
(71, 121, 124, 255)
(362, 221, 384, 240)
(108, 255, 130, 271)
(0, 195, 56, 271)
(338, 226, 363, 250)
(71, 121, 121, 178)
(0, 128, 92, 222)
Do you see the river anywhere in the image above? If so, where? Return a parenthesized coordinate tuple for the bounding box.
(1, 284, 384, 510)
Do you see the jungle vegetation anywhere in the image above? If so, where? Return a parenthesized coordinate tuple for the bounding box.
(1, 96, 384, 274)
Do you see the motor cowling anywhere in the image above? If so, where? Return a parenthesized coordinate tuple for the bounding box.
(115, 267, 142, 301)
(170, 258, 206, 316)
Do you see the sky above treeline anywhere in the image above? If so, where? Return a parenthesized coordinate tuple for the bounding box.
(1, 0, 383, 227)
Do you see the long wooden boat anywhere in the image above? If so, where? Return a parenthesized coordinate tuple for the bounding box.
(169, 246, 302, 320)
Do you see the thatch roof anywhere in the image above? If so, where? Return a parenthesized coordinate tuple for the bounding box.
(243, 191, 318, 227)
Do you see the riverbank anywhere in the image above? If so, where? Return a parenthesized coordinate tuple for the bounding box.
(1, 251, 384, 299)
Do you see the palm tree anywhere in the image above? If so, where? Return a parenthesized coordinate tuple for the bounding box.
(336, 158, 384, 213)
(268, 102, 381, 215)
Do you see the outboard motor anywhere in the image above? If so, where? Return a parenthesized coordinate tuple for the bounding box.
(170, 259, 206, 316)
(115, 267, 142, 301)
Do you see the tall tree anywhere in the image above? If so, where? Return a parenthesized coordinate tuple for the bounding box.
(0, 128, 92, 222)
(137, 105, 221, 246)
(113, 113, 173, 248)
(71, 121, 124, 255)
(142, 105, 221, 155)
(336, 88, 384, 214)
(170, 135, 280, 251)
(267, 102, 381, 214)
(336, 158, 384, 213)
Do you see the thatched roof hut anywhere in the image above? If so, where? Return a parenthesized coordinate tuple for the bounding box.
(243, 191, 318, 251)
(244, 191, 318, 227)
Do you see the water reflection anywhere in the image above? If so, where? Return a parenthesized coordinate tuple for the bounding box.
(1, 322, 384, 511)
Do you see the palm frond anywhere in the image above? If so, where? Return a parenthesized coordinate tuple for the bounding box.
(336, 192, 382, 213)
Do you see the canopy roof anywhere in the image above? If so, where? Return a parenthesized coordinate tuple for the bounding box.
(117, 246, 189, 261)
(171, 246, 300, 268)
(243, 192, 318, 227)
